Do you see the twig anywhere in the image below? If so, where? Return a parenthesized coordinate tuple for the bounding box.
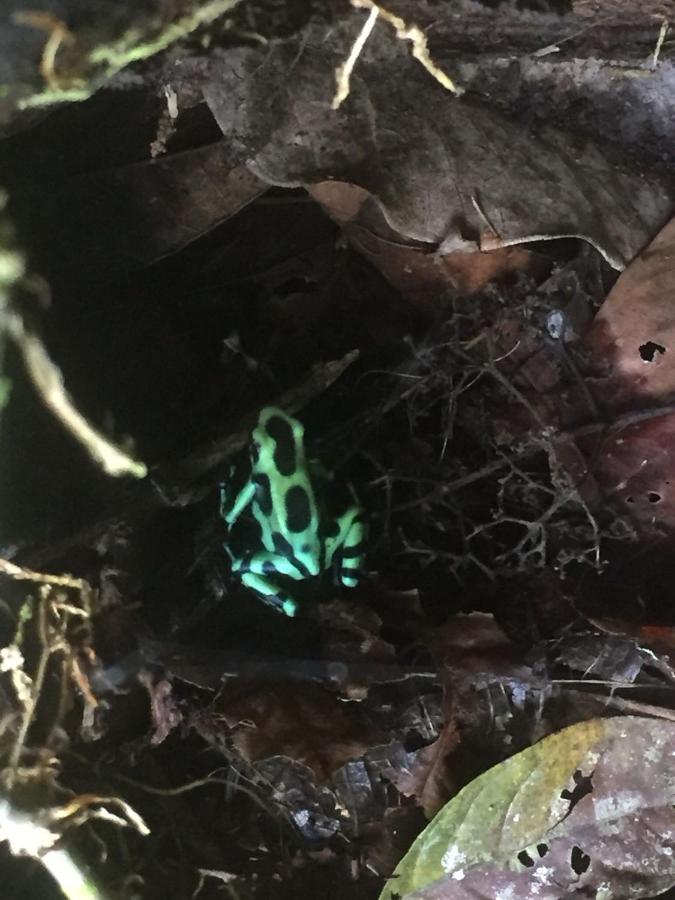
(350, 0, 462, 96)
(360, 451, 392, 549)
(388, 457, 514, 514)
(4, 591, 51, 790)
(333, 4, 380, 109)
(0, 563, 95, 786)
(652, 18, 669, 69)
(4, 311, 147, 479)
(0, 798, 106, 900)
(12, 12, 75, 88)
(572, 401, 675, 439)
(0, 558, 90, 595)
(155, 349, 360, 489)
(565, 688, 675, 723)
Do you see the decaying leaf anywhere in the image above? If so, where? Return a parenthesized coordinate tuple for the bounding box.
(204, 17, 671, 271)
(379, 722, 460, 819)
(9, 150, 266, 279)
(551, 632, 657, 684)
(308, 182, 542, 306)
(588, 217, 675, 404)
(381, 716, 675, 900)
(192, 679, 382, 782)
(584, 216, 675, 527)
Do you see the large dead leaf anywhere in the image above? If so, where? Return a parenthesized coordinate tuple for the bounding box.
(9, 148, 265, 280)
(588, 217, 675, 404)
(308, 182, 543, 306)
(380, 716, 675, 900)
(204, 16, 671, 271)
(584, 217, 675, 527)
(192, 679, 382, 782)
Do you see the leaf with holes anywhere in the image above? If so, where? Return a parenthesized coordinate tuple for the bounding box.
(588, 217, 675, 407)
(584, 217, 675, 528)
(379, 716, 675, 900)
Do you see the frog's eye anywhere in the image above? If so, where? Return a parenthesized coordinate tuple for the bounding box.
(265, 415, 297, 476)
(250, 440, 261, 462)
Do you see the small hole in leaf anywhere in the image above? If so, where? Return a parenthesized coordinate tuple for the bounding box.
(536, 843, 549, 858)
(626, 496, 634, 503)
(639, 341, 666, 362)
(518, 850, 535, 868)
(570, 845, 591, 875)
(648, 492, 662, 504)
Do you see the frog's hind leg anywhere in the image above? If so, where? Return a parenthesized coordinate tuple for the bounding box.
(240, 571, 298, 617)
(327, 507, 367, 589)
(234, 551, 305, 617)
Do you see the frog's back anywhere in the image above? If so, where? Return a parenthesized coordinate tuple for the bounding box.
(252, 407, 322, 574)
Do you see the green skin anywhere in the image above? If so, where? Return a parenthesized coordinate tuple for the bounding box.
(220, 407, 366, 617)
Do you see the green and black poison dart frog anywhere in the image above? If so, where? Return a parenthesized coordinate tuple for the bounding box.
(220, 406, 366, 617)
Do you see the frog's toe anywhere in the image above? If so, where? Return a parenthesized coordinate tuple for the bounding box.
(282, 598, 297, 617)
(338, 554, 366, 588)
(341, 568, 368, 588)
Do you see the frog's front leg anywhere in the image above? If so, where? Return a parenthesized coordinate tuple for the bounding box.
(234, 551, 306, 617)
(220, 478, 256, 526)
(326, 507, 367, 588)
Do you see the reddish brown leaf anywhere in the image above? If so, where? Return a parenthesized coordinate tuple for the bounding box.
(576, 218, 675, 527)
(309, 182, 542, 308)
(588, 217, 675, 405)
(195, 679, 382, 782)
(385, 722, 461, 819)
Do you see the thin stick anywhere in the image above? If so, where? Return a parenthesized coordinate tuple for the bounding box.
(333, 4, 380, 109)
(652, 18, 669, 69)
(351, 0, 462, 95)
(5, 592, 51, 789)
(5, 311, 146, 479)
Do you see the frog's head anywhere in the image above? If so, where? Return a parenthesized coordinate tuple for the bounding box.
(251, 407, 303, 475)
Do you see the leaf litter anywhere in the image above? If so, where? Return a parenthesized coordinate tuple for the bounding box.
(4, 1, 675, 899)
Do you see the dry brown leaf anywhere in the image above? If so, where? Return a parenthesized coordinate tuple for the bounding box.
(11, 152, 266, 279)
(579, 218, 675, 526)
(386, 722, 460, 819)
(588, 216, 675, 405)
(205, 17, 671, 272)
(588, 412, 675, 526)
(201, 679, 382, 782)
(309, 182, 541, 306)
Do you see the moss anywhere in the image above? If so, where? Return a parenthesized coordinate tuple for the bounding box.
(19, 0, 242, 110)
